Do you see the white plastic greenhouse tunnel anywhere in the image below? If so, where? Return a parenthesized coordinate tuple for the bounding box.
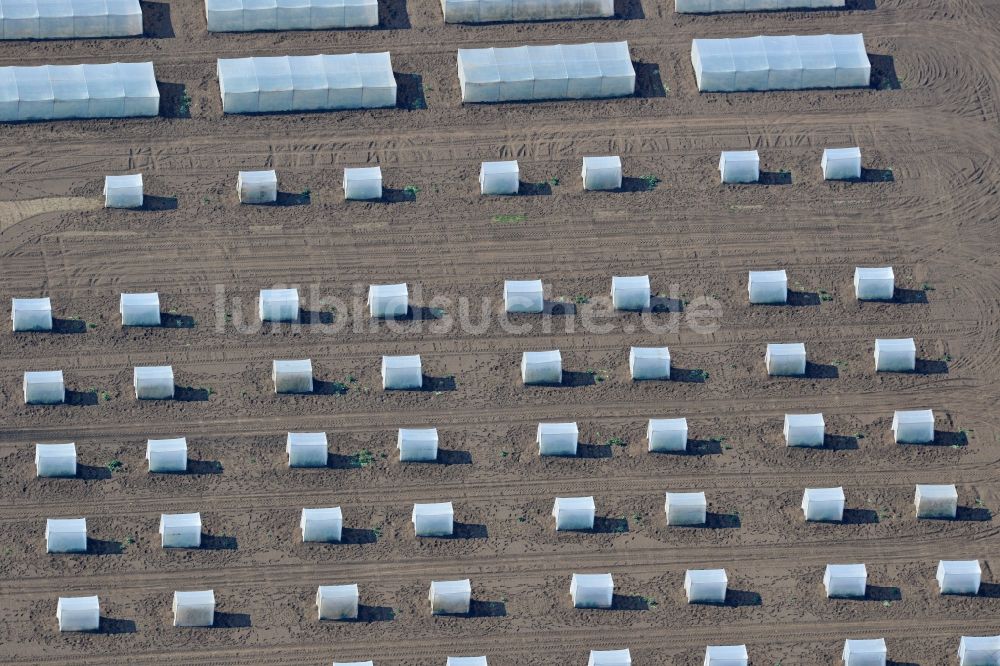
(382, 354, 422, 389)
(570, 573, 614, 608)
(134, 365, 175, 400)
(217, 53, 396, 114)
(801, 487, 845, 522)
(610, 275, 650, 310)
(205, 0, 378, 31)
(892, 409, 934, 444)
(719, 150, 759, 184)
(398, 428, 439, 462)
(678, 0, 843, 11)
(173, 590, 215, 627)
(691, 35, 870, 92)
(12, 297, 52, 331)
(480, 161, 519, 195)
(238, 170, 277, 203)
(552, 496, 596, 531)
(665, 491, 707, 526)
(457, 42, 635, 103)
(159, 512, 202, 548)
(704, 645, 749, 666)
(629, 346, 670, 380)
(412, 501, 454, 536)
(104, 174, 143, 208)
(273, 358, 314, 393)
(765, 342, 806, 376)
(316, 583, 359, 620)
(286, 432, 329, 467)
(24, 370, 65, 404)
(46, 517, 87, 553)
(0, 0, 143, 39)
(0, 62, 159, 122)
(259, 288, 299, 322)
(647, 418, 687, 452)
(582, 155, 622, 190)
(300, 506, 343, 542)
(822, 147, 862, 180)
(57, 595, 99, 632)
(521, 349, 562, 384)
(588, 649, 631, 666)
(429, 579, 472, 614)
(537, 422, 579, 456)
(748, 269, 787, 304)
(36, 442, 77, 477)
(504, 279, 544, 313)
(958, 636, 1000, 666)
(447, 657, 488, 666)
(344, 166, 383, 200)
(146, 437, 188, 473)
(120, 292, 160, 326)
(442, 0, 612, 23)
(368, 283, 408, 318)
(684, 568, 728, 603)
(874, 338, 916, 372)
(784, 413, 825, 447)
(854, 266, 894, 301)
(937, 560, 982, 595)
(842, 638, 887, 666)
(914, 484, 958, 519)
(824, 563, 867, 598)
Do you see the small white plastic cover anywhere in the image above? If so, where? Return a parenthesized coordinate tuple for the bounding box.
(522, 349, 562, 384)
(447, 658, 489, 666)
(238, 169, 278, 203)
(504, 279, 544, 313)
(822, 146, 862, 180)
(748, 269, 788, 304)
(765, 342, 806, 375)
(648, 417, 687, 452)
(854, 266, 894, 300)
(120, 292, 161, 326)
(57, 595, 100, 631)
(344, 166, 383, 200)
(958, 636, 1000, 666)
(892, 409, 934, 443)
(801, 487, 845, 522)
(936, 560, 982, 595)
(704, 645, 749, 666)
(382, 354, 422, 389)
(537, 421, 578, 456)
(398, 427, 439, 462)
(12, 297, 53, 331)
(582, 155, 622, 191)
(842, 638, 887, 666)
(552, 496, 596, 530)
(480, 160, 519, 195)
(104, 173, 144, 208)
(259, 288, 299, 322)
(286, 431, 329, 467)
(719, 150, 759, 184)
(629, 346, 670, 380)
(588, 649, 631, 666)
(146, 437, 187, 472)
(784, 413, 825, 447)
(429, 578, 472, 614)
(610, 275, 650, 310)
(368, 283, 408, 318)
(824, 563, 867, 597)
(24, 370, 65, 404)
(570, 572, 614, 607)
(35, 442, 77, 477)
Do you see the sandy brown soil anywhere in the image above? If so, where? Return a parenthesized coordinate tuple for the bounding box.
(2, 0, 1000, 663)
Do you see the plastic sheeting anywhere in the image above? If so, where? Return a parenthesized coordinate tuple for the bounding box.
(218, 53, 396, 113)
(0, 62, 157, 121)
(0, 0, 142, 40)
(676, 0, 844, 13)
(458, 42, 634, 103)
(205, 0, 377, 31)
(691, 34, 869, 92)
(442, 0, 612, 23)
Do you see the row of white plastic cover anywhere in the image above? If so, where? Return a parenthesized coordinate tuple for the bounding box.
(0, 0, 141, 40)
(0, 62, 158, 121)
(457, 41, 635, 103)
(441, 0, 612, 24)
(217, 53, 396, 113)
(691, 34, 871, 92)
(676, 0, 843, 12)
(205, 0, 376, 32)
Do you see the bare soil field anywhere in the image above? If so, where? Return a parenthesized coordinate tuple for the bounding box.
(2, 0, 1000, 663)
